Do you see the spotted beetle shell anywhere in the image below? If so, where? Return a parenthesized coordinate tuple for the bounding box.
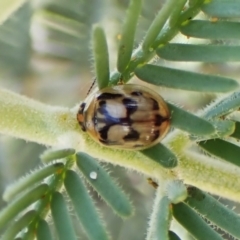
(77, 84, 170, 150)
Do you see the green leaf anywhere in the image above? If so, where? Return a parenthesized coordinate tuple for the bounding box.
(142, 0, 177, 52)
(151, 0, 204, 49)
(185, 187, 240, 239)
(2, 210, 37, 240)
(51, 192, 77, 240)
(76, 152, 132, 217)
(168, 0, 188, 27)
(0, 184, 48, 231)
(198, 138, 240, 167)
(157, 44, 240, 62)
(168, 103, 215, 136)
(147, 194, 171, 240)
(3, 163, 64, 201)
(201, 0, 240, 18)
(172, 202, 223, 240)
(117, 0, 142, 73)
(141, 143, 177, 168)
(213, 120, 235, 137)
(92, 25, 109, 89)
(195, 120, 235, 141)
(36, 219, 54, 240)
(135, 64, 238, 92)
(203, 91, 240, 119)
(64, 170, 109, 240)
(176, 0, 204, 23)
(180, 20, 240, 39)
(40, 148, 75, 163)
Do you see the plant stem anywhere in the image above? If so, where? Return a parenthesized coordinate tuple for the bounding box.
(1, 87, 240, 201)
(0, 88, 78, 146)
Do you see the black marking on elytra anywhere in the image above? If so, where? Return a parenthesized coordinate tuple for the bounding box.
(95, 117, 106, 124)
(99, 138, 108, 144)
(79, 102, 86, 114)
(81, 125, 86, 132)
(97, 100, 108, 115)
(80, 102, 86, 109)
(78, 103, 86, 131)
(95, 96, 142, 145)
(122, 98, 138, 116)
(151, 98, 159, 110)
(155, 114, 164, 126)
(123, 129, 140, 141)
(131, 91, 142, 96)
(99, 125, 109, 140)
(98, 100, 106, 108)
(97, 92, 123, 100)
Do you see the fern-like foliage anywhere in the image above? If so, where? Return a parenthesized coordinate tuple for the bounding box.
(0, 0, 240, 239)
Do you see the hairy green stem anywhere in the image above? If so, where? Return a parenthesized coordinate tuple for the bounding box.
(0, 88, 78, 146)
(1, 87, 240, 201)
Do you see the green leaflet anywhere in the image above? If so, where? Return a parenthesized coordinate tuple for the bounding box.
(142, 0, 177, 52)
(147, 195, 171, 240)
(202, 0, 240, 18)
(0, 184, 48, 230)
(194, 120, 235, 141)
(203, 91, 240, 119)
(51, 192, 77, 240)
(135, 64, 238, 92)
(40, 148, 75, 163)
(185, 187, 240, 239)
(180, 20, 240, 39)
(158, 44, 240, 62)
(172, 202, 223, 240)
(64, 170, 109, 240)
(198, 138, 240, 167)
(76, 152, 132, 217)
(212, 120, 235, 138)
(36, 219, 54, 240)
(2, 210, 37, 240)
(92, 25, 109, 89)
(117, 0, 142, 73)
(141, 143, 177, 169)
(3, 163, 64, 201)
(168, 103, 215, 136)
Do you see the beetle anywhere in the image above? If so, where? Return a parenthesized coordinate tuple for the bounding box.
(77, 84, 170, 150)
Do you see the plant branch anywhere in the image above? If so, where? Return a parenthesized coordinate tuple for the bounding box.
(0, 88, 78, 146)
(1, 87, 240, 201)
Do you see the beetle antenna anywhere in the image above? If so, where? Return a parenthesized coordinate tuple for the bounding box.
(87, 78, 96, 96)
